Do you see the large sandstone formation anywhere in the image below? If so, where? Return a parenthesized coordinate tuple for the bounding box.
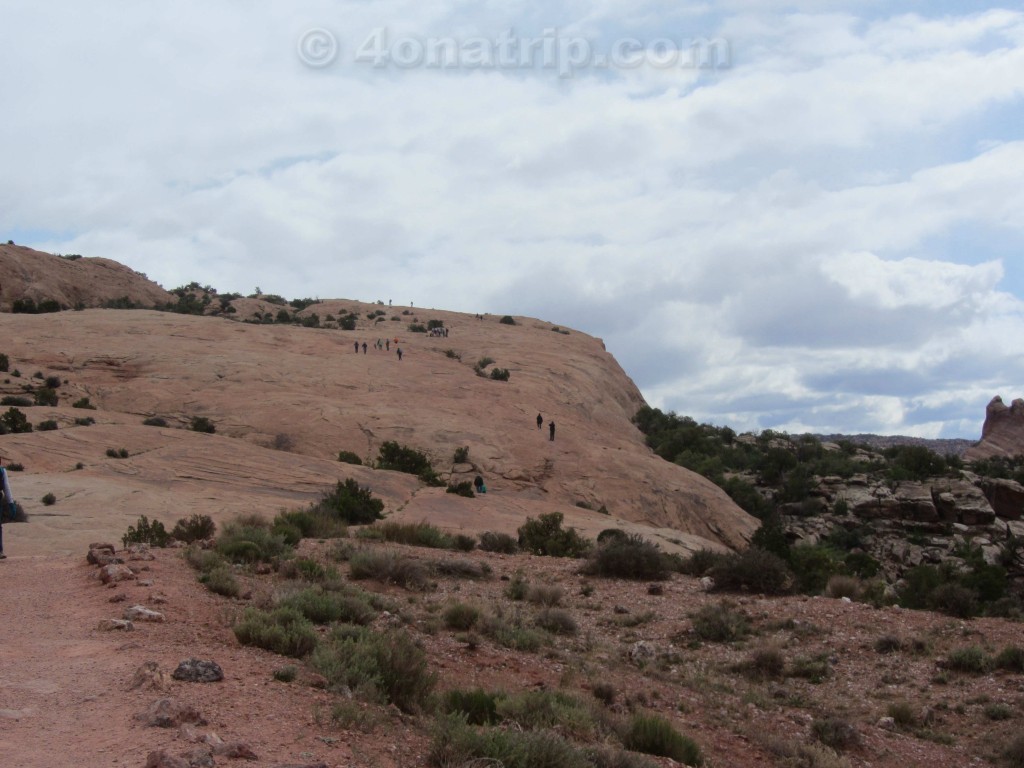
(0, 244, 172, 311)
(966, 395, 1024, 461)
(0, 302, 757, 555)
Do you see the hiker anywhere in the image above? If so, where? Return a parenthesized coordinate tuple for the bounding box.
(354, 341, 359, 353)
(474, 475, 486, 494)
(386, 339, 390, 351)
(536, 413, 543, 429)
(549, 421, 555, 441)
(362, 342, 367, 354)
(396, 347, 403, 361)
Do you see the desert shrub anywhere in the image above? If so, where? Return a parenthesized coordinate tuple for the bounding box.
(0, 396, 32, 407)
(622, 712, 703, 765)
(72, 397, 97, 410)
(74, 417, 94, 426)
(496, 689, 596, 738)
(315, 478, 384, 525)
(1, 407, 32, 433)
(825, 575, 862, 600)
(928, 582, 979, 619)
(499, 315, 516, 325)
(376, 441, 443, 485)
(490, 367, 510, 381)
(443, 602, 480, 630)
(189, 416, 216, 433)
(453, 446, 469, 463)
(1005, 734, 1024, 768)
(518, 512, 592, 558)
(691, 601, 750, 642)
(171, 514, 216, 543)
(582, 533, 669, 580)
(274, 508, 348, 542)
(233, 606, 318, 657)
(536, 608, 577, 635)
(505, 572, 529, 600)
(886, 701, 918, 729)
(710, 548, 793, 595)
(122, 515, 171, 547)
(432, 558, 490, 579)
(678, 548, 727, 576)
(985, 703, 1014, 721)
(41, 492, 56, 505)
(278, 587, 376, 625)
(995, 646, 1024, 673)
(812, 717, 861, 753)
(0, 353, 7, 372)
(479, 612, 547, 652)
(428, 714, 591, 768)
(310, 626, 436, 712)
(479, 531, 518, 553)
(184, 545, 227, 574)
(526, 584, 563, 606)
(789, 544, 845, 594)
(216, 518, 290, 564)
(476, 356, 495, 369)
(874, 635, 904, 654)
(442, 688, 500, 725)
(6, 462, 24, 472)
(452, 534, 476, 551)
(33, 388, 58, 406)
(741, 647, 786, 680)
(277, 557, 330, 582)
(337, 450, 362, 465)
(349, 550, 430, 590)
(199, 566, 241, 597)
(273, 666, 298, 683)
(790, 654, 831, 682)
(43, 375, 60, 389)
(358, 520, 453, 549)
(408, 323, 427, 333)
(444, 349, 461, 360)
(142, 416, 167, 427)
(944, 646, 991, 674)
(105, 447, 129, 458)
(446, 481, 475, 498)
(38, 420, 58, 431)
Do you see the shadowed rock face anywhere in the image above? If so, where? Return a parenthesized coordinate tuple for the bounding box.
(0, 245, 173, 311)
(966, 395, 1024, 461)
(0, 296, 757, 555)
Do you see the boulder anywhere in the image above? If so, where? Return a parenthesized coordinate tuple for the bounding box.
(138, 698, 206, 728)
(99, 564, 135, 584)
(145, 751, 190, 768)
(128, 661, 172, 691)
(978, 477, 1024, 521)
(97, 619, 134, 631)
(87, 544, 120, 566)
(894, 482, 938, 522)
(124, 605, 165, 622)
(172, 659, 224, 683)
(126, 543, 156, 561)
(930, 480, 996, 526)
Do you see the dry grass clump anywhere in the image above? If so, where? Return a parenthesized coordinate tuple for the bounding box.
(526, 583, 564, 606)
(824, 575, 862, 600)
(690, 601, 751, 642)
(348, 550, 431, 590)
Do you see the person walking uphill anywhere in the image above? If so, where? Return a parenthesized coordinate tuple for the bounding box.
(549, 420, 555, 441)
(536, 413, 543, 429)
(396, 347, 403, 361)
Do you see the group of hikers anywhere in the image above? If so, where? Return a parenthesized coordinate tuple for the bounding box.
(354, 339, 402, 360)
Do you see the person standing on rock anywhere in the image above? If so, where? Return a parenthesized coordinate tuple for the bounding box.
(549, 421, 555, 441)
(536, 413, 543, 429)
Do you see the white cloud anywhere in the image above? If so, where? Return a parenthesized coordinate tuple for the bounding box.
(3, 1, 1024, 438)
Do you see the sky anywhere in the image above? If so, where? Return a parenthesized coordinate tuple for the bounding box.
(2, 1, 1023, 439)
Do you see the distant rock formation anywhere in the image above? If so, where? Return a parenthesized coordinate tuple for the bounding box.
(965, 396, 1024, 461)
(0, 244, 172, 311)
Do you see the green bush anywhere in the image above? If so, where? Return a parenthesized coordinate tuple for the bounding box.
(41, 492, 56, 506)
(678, 548, 726, 576)
(199, 566, 241, 597)
(518, 512, 592, 558)
(443, 602, 480, 630)
(72, 397, 97, 410)
(38, 420, 58, 431)
(432, 558, 490, 579)
(233, 606, 318, 657)
(499, 315, 516, 325)
(358, 520, 453, 549)
(442, 688, 500, 725)
(184, 545, 228, 574)
(428, 714, 591, 768)
(811, 717, 861, 752)
(190, 416, 216, 433)
(535, 607, 577, 635)
(741, 647, 786, 680)
(376, 441, 443, 485)
(278, 587, 376, 625)
(33, 388, 58, 406)
(995, 645, 1024, 673)
(710, 548, 793, 595)
(928, 582, 979, 618)
(886, 701, 918, 729)
(106, 447, 129, 459)
(691, 601, 750, 642)
(122, 515, 171, 548)
(495, 689, 596, 738)
(273, 507, 348, 541)
(490, 367, 511, 381)
(944, 646, 991, 674)
(582, 534, 669, 580)
(74, 417, 94, 426)
(337, 450, 362, 465)
(216, 518, 290, 564)
(349, 550, 430, 590)
(622, 712, 703, 765)
(273, 665, 298, 683)
(142, 416, 167, 427)
(1, 407, 32, 433)
(314, 478, 384, 525)
(479, 531, 518, 553)
(453, 446, 469, 463)
(525, 584, 563, 606)
(788, 544, 845, 594)
(311, 626, 436, 712)
(171, 514, 216, 543)
(0, 396, 32, 407)
(446, 481, 475, 498)
(0, 353, 7, 372)
(479, 612, 547, 652)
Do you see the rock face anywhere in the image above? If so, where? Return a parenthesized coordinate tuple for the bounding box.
(0, 287, 757, 554)
(966, 395, 1024, 461)
(0, 244, 172, 311)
